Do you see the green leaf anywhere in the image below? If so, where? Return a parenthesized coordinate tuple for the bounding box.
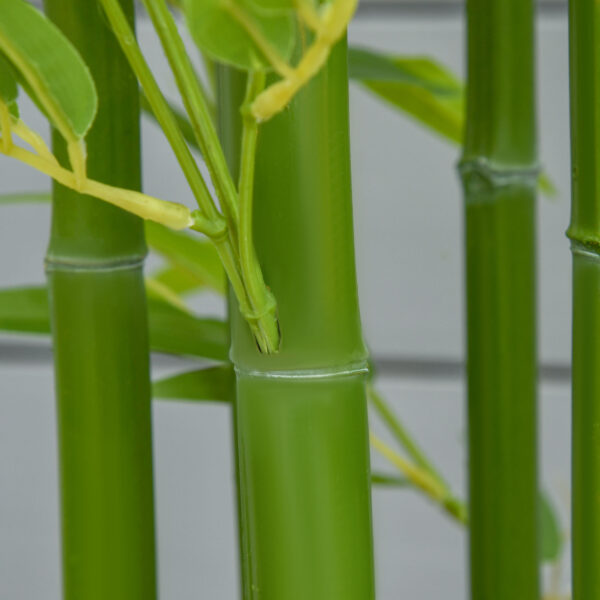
(349, 46, 557, 198)
(0, 191, 49, 205)
(371, 472, 409, 487)
(153, 364, 234, 402)
(0, 53, 18, 117)
(349, 47, 464, 144)
(246, 0, 295, 12)
(184, 0, 295, 71)
(539, 491, 563, 562)
(150, 263, 207, 296)
(0, 0, 97, 141)
(0, 285, 228, 360)
(0, 286, 50, 334)
(539, 172, 558, 198)
(349, 47, 461, 96)
(145, 221, 225, 295)
(147, 297, 228, 359)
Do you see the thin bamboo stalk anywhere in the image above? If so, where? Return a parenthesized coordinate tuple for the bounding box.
(218, 39, 376, 599)
(460, 0, 539, 598)
(44, 1, 157, 598)
(567, 1, 600, 597)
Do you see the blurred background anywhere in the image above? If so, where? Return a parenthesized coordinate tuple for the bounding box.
(0, 0, 572, 598)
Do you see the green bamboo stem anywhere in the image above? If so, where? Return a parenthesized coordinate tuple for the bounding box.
(460, 0, 539, 598)
(218, 39, 376, 600)
(567, 1, 600, 597)
(44, 2, 157, 598)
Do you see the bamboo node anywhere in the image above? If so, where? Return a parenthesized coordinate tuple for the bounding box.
(458, 158, 540, 193)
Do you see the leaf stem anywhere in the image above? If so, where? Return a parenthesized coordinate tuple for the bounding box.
(5, 143, 194, 229)
(238, 71, 279, 352)
(141, 0, 239, 229)
(251, 0, 358, 121)
(370, 432, 467, 524)
(0, 101, 12, 152)
(98, 0, 219, 223)
(99, 0, 281, 352)
(368, 383, 449, 491)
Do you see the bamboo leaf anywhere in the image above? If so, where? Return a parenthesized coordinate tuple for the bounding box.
(145, 221, 225, 295)
(349, 47, 464, 143)
(348, 46, 556, 197)
(183, 0, 295, 71)
(349, 46, 462, 95)
(0, 286, 50, 333)
(147, 298, 228, 358)
(0, 285, 228, 360)
(0, 191, 50, 204)
(371, 472, 409, 487)
(153, 364, 234, 401)
(246, 0, 295, 12)
(540, 492, 563, 562)
(151, 263, 207, 295)
(0, 0, 97, 141)
(0, 53, 18, 117)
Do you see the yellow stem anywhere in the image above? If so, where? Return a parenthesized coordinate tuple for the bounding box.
(370, 432, 448, 503)
(252, 0, 358, 121)
(5, 145, 194, 230)
(0, 102, 12, 153)
(12, 119, 58, 165)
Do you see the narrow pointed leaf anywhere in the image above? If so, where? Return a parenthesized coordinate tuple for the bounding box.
(348, 46, 556, 197)
(151, 263, 207, 295)
(0, 191, 50, 205)
(184, 0, 295, 70)
(0, 53, 18, 117)
(145, 221, 225, 295)
(153, 364, 234, 402)
(0, 286, 50, 333)
(147, 298, 228, 359)
(0, 0, 97, 141)
(0, 285, 228, 359)
(349, 47, 462, 95)
(540, 492, 563, 562)
(349, 48, 463, 143)
(371, 472, 409, 487)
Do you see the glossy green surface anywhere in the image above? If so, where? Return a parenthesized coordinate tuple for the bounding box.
(235, 374, 374, 600)
(568, 1, 600, 597)
(219, 39, 375, 600)
(571, 252, 600, 599)
(463, 0, 536, 167)
(45, 0, 145, 265)
(461, 0, 539, 597)
(567, 0, 600, 245)
(220, 40, 367, 372)
(463, 181, 538, 600)
(44, 1, 157, 598)
(48, 269, 157, 600)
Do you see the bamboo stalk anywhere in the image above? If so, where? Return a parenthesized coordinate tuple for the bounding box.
(567, 1, 600, 597)
(43, 2, 157, 598)
(460, 0, 539, 598)
(218, 39, 376, 599)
